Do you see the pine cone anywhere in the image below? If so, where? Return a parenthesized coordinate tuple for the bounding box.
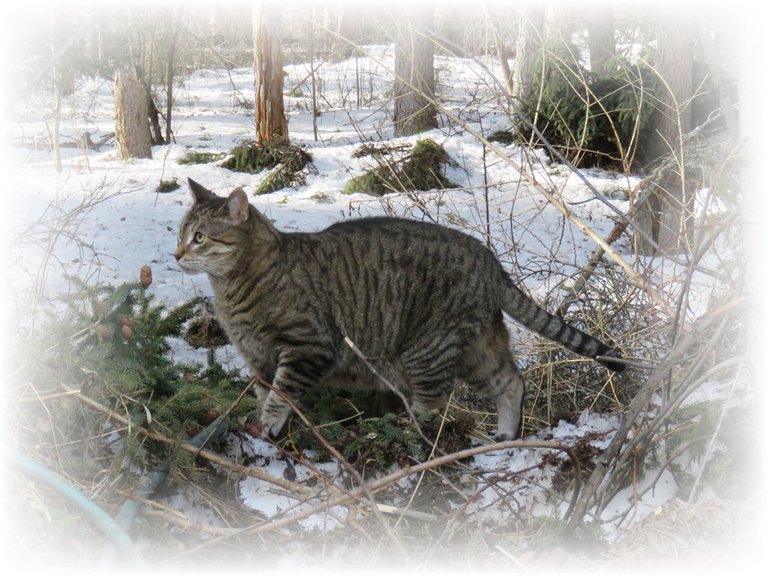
(94, 324, 112, 340)
(121, 324, 133, 339)
(140, 265, 153, 289)
(244, 420, 264, 437)
(202, 408, 221, 425)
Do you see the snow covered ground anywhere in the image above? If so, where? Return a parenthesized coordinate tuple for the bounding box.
(6, 43, 732, 565)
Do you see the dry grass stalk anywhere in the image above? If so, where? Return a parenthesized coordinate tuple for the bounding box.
(59, 383, 309, 495)
(568, 298, 745, 527)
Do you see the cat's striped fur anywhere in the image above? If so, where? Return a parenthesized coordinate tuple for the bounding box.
(176, 179, 624, 440)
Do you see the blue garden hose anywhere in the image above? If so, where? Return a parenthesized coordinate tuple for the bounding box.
(8, 415, 230, 564)
(113, 415, 229, 529)
(6, 447, 137, 561)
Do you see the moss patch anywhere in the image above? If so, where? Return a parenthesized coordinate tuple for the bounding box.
(222, 139, 315, 194)
(222, 139, 312, 174)
(344, 139, 457, 196)
(488, 129, 516, 145)
(156, 178, 180, 193)
(177, 150, 227, 165)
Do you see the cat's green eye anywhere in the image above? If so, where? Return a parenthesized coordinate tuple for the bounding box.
(193, 231, 206, 244)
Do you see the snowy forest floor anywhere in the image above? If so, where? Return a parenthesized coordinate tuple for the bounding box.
(4, 45, 762, 574)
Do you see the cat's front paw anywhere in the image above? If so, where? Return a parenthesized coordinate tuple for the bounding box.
(260, 395, 293, 437)
(493, 431, 517, 442)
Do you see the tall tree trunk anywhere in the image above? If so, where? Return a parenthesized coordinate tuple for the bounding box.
(587, 3, 616, 76)
(544, 3, 574, 44)
(145, 79, 165, 146)
(649, 10, 694, 160)
(165, 7, 181, 145)
(115, 70, 153, 160)
(309, 9, 319, 141)
(512, 4, 544, 103)
(393, 3, 437, 138)
(330, 1, 361, 59)
(253, 2, 288, 143)
(695, 7, 739, 144)
(636, 8, 695, 255)
(496, 42, 514, 97)
(489, 13, 514, 97)
(50, 8, 62, 173)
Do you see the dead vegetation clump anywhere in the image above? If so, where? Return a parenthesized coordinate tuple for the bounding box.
(604, 497, 759, 571)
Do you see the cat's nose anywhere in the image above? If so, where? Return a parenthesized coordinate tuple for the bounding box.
(174, 246, 184, 261)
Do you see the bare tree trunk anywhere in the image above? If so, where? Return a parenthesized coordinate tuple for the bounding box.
(253, 2, 288, 143)
(636, 7, 695, 254)
(543, 3, 574, 44)
(587, 3, 616, 76)
(49, 8, 62, 172)
(309, 7, 319, 141)
(393, 3, 437, 138)
(496, 42, 514, 97)
(649, 10, 694, 159)
(115, 70, 153, 160)
(146, 80, 165, 146)
(330, 1, 361, 60)
(165, 7, 181, 145)
(695, 7, 739, 144)
(489, 14, 514, 97)
(52, 84, 62, 172)
(512, 3, 544, 103)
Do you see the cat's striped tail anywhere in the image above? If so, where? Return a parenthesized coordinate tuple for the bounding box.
(501, 280, 625, 372)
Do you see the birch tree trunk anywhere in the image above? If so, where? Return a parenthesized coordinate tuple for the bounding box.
(393, 3, 437, 138)
(253, 2, 288, 143)
(115, 70, 153, 160)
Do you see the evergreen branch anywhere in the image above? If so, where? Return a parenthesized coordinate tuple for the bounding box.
(60, 383, 310, 495)
(255, 376, 413, 567)
(343, 335, 434, 448)
(193, 376, 257, 455)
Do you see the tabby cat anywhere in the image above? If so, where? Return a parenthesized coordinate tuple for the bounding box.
(176, 179, 624, 440)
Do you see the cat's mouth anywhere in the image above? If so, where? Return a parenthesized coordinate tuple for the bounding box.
(174, 245, 204, 275)
(176, 258, 205, 275)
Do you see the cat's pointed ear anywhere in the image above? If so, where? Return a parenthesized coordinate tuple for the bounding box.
(188, 178, 216, 204)
(225, 188, 250, 225)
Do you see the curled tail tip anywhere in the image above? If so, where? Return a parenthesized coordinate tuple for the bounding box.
(596, 351, 626, 372)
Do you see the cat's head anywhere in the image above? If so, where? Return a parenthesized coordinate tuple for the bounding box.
(175, 179, 262, 277)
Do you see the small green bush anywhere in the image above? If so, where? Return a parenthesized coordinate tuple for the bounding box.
(515, 43, 660, 169)
(13, 272, 257, 472)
